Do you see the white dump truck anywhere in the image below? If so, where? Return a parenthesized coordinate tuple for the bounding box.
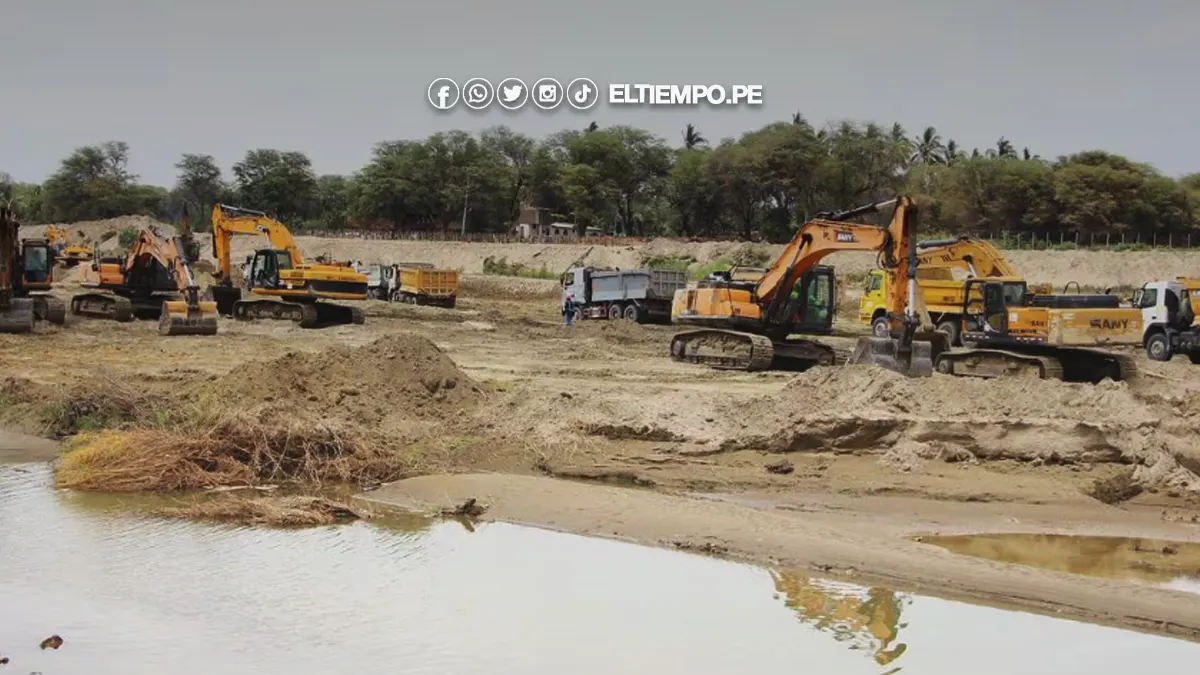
(561, 266, 687, 324)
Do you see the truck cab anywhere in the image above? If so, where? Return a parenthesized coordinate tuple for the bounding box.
(1136, 279, 1200, 362)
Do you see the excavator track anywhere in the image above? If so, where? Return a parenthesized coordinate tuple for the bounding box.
(669, 329, 837, 372)
(934, 348, 1064, 380)
(934, 346, 1138, 383)
(31, 295, 66, 325)
(70, 292, 134, 322)
(0, 298, 36, 334)
(232, 299, 365, 329)
(670, 329, 775, 370)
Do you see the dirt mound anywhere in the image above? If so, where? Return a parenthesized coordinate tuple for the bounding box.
(204, 333, 482, 425)
(731, 366, 1200, 494)
(25, 216, 176, 251)
(778, 366, 1152, 424)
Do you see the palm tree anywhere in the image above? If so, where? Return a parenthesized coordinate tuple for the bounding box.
(682, 123, 707, 149)
(910, 126, 945, 164)
(585, 121, 599, 132)
(890, 122, 907, 143)
(943, 139, 961, 165)
(791, 111, 810, 128)
(995, 137, 1016, 158)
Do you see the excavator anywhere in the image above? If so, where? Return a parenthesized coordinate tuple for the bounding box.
(859, 235, 1052, 344)
(670, 196, 945, 376)
(45, 225, 94, 266)
(70, 224, 219, 336)
(207, 204, 367, 328)
(0, 207, 68, 333)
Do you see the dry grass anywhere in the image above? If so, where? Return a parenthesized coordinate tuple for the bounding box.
(54, 413, 411, 492)
(157, 495, 370, 527)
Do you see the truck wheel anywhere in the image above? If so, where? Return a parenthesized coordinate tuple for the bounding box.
(935, 319, 960, 346)
(608, 304, 622, 320)
(1146, 332, 1173, 361)
(1188, 350, 1200, 365)
(871, 316, 890, 338)
(572, 308, 583, 323)
(624, 304, 642, 322)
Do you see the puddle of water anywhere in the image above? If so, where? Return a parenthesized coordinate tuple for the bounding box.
(2, 465, 1200, 674)
(918, 532, 1200, 594)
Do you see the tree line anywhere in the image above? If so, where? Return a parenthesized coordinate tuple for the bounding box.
(2, 115, 1198, 244)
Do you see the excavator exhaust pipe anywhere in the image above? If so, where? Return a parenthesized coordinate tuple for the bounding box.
(159, 299, 219, 336)
(846, 331, 949, 377)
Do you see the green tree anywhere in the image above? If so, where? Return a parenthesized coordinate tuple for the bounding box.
(231, 149, 318, 224)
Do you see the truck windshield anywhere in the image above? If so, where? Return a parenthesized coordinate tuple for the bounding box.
(1135, 287, 1157, 308)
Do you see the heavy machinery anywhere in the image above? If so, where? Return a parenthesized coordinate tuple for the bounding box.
(859, 235, 1059, 344)
(1138, 277, 1200, 363)
(70, 225, 219, 336)
(562, 265, 685, 322)
(359, 262, 461, 307)
(208, 204, 367, 328)
(45, 225, 94, 266)
(0, 207, 67, 333)
(930, 277, 1141, 382)
(671, 196, 943, 375)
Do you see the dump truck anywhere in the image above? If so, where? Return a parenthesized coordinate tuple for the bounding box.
(357, 263, 459, 307)
(1139, 277, 1200, 363)
(563, 266, 686, 323)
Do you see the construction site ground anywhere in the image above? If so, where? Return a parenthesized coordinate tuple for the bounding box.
(5, 227, 1200, 641)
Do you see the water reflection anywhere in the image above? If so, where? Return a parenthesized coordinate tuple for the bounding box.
(772, 572, 908, 666)
(4, 464, 1200, 674)
(918, 533, 1200, 593)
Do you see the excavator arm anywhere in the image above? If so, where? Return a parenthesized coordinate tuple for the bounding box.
(755, 197, 917, 329)
(914, 236, 1019, 278)
(210, 204, 305, 285)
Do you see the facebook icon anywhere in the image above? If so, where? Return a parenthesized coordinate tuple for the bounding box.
(427, 78, 460, 110)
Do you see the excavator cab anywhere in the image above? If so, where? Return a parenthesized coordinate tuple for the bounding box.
(790, 266, 836, 335)
(249, 249, 292, 290)
(20, 241, 54, 288)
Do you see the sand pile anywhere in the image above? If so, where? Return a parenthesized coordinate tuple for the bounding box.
(202, 333, 482, 425)
(732, 366, 1200, 492)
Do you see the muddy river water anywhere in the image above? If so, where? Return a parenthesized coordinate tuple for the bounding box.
(3, 463, 1200, 674)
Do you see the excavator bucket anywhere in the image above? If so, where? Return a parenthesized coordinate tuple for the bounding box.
(0, 298, 36, 334)
(846, 331, 949, 377)
(159, 299, 219, 336)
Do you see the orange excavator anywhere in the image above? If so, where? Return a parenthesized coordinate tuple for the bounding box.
(670, 196, 944, 375)
(0, 207, 67, 333)
(70, 224, 218, 336)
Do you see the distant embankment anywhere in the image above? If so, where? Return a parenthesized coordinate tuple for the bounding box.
(230, 236, 1200, 290)
(30, 216, 1199, 290)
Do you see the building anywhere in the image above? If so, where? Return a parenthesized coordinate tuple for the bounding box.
(512, 207, 605, 238)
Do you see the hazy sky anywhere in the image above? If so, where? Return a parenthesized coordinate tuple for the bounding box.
(2, 0, 1195, 186)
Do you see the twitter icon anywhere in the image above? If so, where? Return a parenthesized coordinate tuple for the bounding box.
(496, 78, 528, 110)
